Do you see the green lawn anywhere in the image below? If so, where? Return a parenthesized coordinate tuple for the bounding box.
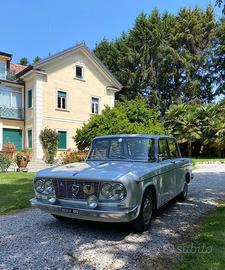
(0, 172, 34, 213)
(174, 204, 225, 270)
(192, 158, 225, 163)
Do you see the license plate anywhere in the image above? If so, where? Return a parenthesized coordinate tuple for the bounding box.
(61, 207, 79, 214)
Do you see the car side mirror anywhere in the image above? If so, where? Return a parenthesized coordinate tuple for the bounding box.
(158, 154, 163, 162)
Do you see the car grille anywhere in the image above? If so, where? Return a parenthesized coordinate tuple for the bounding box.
(52, 179, 100, 200)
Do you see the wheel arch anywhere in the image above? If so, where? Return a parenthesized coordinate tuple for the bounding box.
(142, 184, 157, 210)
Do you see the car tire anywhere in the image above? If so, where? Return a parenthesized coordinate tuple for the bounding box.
(132, 191, 154, 233)
(52, 214, 71, 221)
(177, 181, 188, 202)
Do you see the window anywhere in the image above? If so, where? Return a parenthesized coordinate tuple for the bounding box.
(75, 65, 83, 79)
(0, 85, 22, 108)
(28, 89, 32, 108)
(27, 130, 32, 148)
(91, 97, 99, 114)
(57, 91, 67, 109)
(88, 137, 155, 162)
(58, 131, 67, 149)
(158, 139, 170, 160)
(0, 61, 6, 79)
(167, 138, 180, 158)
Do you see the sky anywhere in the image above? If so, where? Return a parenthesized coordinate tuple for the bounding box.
(1, 0, 222, 64)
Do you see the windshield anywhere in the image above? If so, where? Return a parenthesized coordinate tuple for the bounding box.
(87, 137, 155, 162)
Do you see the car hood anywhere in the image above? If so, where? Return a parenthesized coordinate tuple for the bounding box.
(36, 161, 161, 181)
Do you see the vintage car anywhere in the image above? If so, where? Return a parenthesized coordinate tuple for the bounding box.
(31, 135, 192, 232)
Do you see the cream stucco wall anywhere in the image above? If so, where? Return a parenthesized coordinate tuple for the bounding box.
(21, 49, 119, 159)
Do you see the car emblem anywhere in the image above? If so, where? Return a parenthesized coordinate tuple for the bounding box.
(72, 184, 79, 197)
(83, 184, 94, 195)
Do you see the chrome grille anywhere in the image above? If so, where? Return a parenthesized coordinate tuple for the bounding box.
(52, 179, 100, 200)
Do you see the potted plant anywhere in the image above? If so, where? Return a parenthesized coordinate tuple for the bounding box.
(2, 142, 16, 159)
(15, 149, 32, 171)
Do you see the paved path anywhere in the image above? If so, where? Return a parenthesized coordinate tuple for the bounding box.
(0, 164, 225, 270)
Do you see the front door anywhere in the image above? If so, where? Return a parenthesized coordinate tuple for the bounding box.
(3, 128, 22, 151)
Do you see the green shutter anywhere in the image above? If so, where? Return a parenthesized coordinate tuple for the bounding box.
(28, 89, 32, 108)
(58, 131, 67, 149)
(58, 91, 66, 97)
(3, 128, 22, 151)
(28, 130, 32, 148)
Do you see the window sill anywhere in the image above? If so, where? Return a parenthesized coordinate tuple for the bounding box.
(90, 113, 99, 116)
(58, 148, 68, 151)
(73, 77, 86, 82)
(55, 108, 70, 112)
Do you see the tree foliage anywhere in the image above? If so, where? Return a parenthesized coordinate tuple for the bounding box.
(19, 57, 29, 65)
(74, 96, 165, 150)
(165, 100, 225, 157)
(39, 128, 58, 163)
(95, 6, 223, 114)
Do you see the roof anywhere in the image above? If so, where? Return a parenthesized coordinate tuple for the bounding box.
(10, 63, 27, 74)
(94, 134, 174, 140)
(0, 51, 12, 58)
(18, 43, 122, 90)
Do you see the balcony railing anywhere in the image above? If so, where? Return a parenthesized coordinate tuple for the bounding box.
(0, 106, 24, 120)
(0, 70, 17, 81)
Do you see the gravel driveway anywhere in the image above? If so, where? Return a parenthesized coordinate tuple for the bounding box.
(0, 164, 225, 270)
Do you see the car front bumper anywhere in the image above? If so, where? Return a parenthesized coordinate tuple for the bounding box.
(30, 198, 139, 223)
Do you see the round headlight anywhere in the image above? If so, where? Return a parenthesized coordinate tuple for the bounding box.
(113, 184, 126, 200)
(44, 180, 54, 195)
(101, 183, 113, 198)
(35, 179, 45, 193)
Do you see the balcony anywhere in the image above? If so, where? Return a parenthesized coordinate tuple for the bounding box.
(0, 106, 24, 120)
(0, 70, 17, 81)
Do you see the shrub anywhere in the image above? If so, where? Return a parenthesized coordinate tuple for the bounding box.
(0, 153, 12, 172)
(40, 128, 58, 164)
(60, 150, 88, 164)
(2, 142, 16, 158)
(74, 96, 165, 150)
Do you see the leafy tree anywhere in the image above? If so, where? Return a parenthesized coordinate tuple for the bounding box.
(165, 104, 202, 157)
(95, 6, 219, 114)
(215, 0, 225, 15)
(33, 56, 42, 64)
(39, 128, 58, 163)
(19, 57, 28, 65)
(214, 18, 225, 95)
(74, 96, 165, 150)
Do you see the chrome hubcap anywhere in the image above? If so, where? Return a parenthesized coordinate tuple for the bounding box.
(143, 197, 152, 225)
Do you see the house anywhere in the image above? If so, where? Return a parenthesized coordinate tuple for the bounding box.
(0, 43, 122, 161)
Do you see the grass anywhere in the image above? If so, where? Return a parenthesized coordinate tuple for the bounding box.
(192, 158, 225, 164)
(174, 204, 225, 270)
(0, 172, 34, 213)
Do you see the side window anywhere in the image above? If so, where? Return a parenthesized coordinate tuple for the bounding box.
(158, 139, 169, 160)
(57, 90, 67, 109)
(168, 138, 180, 158)
(75, 65, 83, 79)
(91, 97, 99, 114)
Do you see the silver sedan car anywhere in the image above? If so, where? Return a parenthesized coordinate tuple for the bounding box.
(31, 135, 192, 232)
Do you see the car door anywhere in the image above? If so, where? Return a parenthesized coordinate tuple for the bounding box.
(167, 138, 186, 196)
(158, 138, 176, 205)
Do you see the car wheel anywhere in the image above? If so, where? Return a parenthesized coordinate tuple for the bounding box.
(132, 191, 154, 233)
(177, 181, 188, 202)
(52, 214, 71, 221)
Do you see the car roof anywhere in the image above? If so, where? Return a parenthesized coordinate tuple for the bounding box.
(94, 134, 175, 140)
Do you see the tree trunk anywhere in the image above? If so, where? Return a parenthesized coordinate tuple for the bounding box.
(188, 141, 192, 157)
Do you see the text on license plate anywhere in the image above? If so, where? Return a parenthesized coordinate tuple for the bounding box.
(61, 208, 79, 214)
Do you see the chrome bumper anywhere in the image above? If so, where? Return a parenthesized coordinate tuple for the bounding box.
(30, 198, 139, 223)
